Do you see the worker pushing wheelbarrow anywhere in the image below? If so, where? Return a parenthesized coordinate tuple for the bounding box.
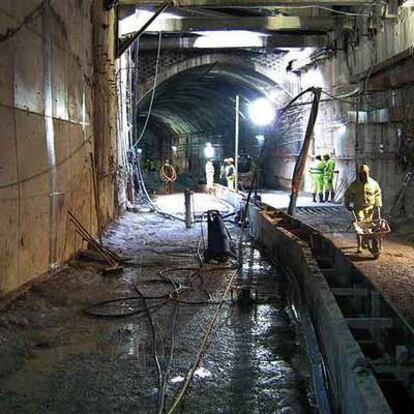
(351, 207, 390, 259)
(344, 164, 391, 259)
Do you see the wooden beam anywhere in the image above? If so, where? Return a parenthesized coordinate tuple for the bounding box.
(346, 317, 394, 329)
(123, 15, 344, 33)
(120, 0, 377, 7)
(135, 33, 328, 50)
(288, 87, 322, 216)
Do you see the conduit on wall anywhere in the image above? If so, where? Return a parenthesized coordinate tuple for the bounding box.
(42, 0, 59, 269)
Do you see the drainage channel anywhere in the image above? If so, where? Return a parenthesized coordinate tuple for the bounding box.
(253, 205, 414, 413)
(311, 241, 414, 413)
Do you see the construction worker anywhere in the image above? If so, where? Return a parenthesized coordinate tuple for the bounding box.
(225, 157, 236, 190)
(344, 164, 382, 253)
(323, 153, 336, 202)
(205, 159, 215, 192)
(309, 155, 325, 202)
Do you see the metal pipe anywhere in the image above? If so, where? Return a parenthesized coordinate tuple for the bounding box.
(234, 94, 239, 193)
(42, 0, 60, 269)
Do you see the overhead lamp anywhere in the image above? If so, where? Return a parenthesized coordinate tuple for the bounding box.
(194, 30, 265, 49)
(248, 98, 275, 126)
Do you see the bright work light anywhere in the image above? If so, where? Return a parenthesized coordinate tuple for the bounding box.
(248, 98, 275, 126)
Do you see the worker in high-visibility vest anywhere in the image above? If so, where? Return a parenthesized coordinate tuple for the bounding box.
(344, 164, 382, 253)
(205, 159, 215, 192)
(323, 153, 337, 202)
(309, 155, 325, 202)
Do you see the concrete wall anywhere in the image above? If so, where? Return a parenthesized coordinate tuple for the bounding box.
(264, 6, 414, 208)
(0, 1, 117, 296)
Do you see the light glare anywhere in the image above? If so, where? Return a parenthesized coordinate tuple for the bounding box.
(248, 98, 275, 126)
(194, 31, 265, 49)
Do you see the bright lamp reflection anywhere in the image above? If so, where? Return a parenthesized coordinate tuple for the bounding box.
(248, 98, 275, 126)
(194, 31, 265, 48)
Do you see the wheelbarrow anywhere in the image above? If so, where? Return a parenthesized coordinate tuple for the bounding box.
(352, 207, 391, 259)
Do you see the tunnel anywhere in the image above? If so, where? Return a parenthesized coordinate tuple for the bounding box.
(1, 1, 414, 413)
(135, 62, 285, 190)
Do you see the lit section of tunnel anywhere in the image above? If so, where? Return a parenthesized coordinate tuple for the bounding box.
(135, 62, 288, 188)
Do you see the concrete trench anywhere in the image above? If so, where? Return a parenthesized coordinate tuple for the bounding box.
(247, 202, 414, 413)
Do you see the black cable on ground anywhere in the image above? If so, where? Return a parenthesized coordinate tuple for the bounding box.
(166, 265, 240, 414)
(135, 281, 165, 414)
(84, 296, 169, 318)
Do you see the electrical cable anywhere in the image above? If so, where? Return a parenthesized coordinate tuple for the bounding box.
(133, 31, 162, 148)
(157, 272, 181, 414)
(166, 265, 240, 414)
(135, 279, 165, 414)
(0, 0, 48, 44)
(0, 136, 92, 189)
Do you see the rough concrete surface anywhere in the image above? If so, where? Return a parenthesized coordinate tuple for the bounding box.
(0, 1, 118, 295)
(0, 206, 315, 413)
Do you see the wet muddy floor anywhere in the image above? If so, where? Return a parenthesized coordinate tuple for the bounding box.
(0, 211, 314, 413)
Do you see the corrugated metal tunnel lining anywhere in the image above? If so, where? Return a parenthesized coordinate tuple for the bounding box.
(137, 61, 288, 141)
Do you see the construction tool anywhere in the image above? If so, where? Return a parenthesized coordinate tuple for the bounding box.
(67, 210, 123, 272)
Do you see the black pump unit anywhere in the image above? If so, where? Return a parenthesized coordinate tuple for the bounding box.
(204, 210, 235, 262)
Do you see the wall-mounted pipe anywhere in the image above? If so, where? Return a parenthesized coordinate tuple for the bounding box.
(42, 0, 60, 269)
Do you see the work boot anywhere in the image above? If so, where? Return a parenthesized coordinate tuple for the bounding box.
(319, 193, 325, 203)
(330, 191, 335, 203)
(312, 193, 317, 202)
(324, 191, 330, 202)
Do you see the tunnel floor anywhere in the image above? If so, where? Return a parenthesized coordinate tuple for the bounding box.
(0, 205, 315, 413)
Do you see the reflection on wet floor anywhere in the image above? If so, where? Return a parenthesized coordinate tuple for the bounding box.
(0, 212, 314, 414)
(175, 240, 314, 414)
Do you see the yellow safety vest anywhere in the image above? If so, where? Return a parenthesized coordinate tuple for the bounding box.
(344, 178, 382, 210)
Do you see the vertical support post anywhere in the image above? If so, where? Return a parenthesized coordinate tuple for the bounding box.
(288, 87, 322, 216)
(235, 94, 240, 193)
(42, 0, 59, 269)
(184, 188, 193, 228)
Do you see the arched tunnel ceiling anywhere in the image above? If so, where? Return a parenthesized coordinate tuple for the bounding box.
(136, 62, 289, 142)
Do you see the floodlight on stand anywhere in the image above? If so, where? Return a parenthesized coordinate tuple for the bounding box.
(171, 145, 177, 154)
(204, 142, 215, 158)
(137, 148, 143, 154)
(248, 98, 275, 126)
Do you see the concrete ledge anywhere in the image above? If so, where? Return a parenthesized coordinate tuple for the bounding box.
(248, 204, 392, 413)
(213, 184, 244, 209)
